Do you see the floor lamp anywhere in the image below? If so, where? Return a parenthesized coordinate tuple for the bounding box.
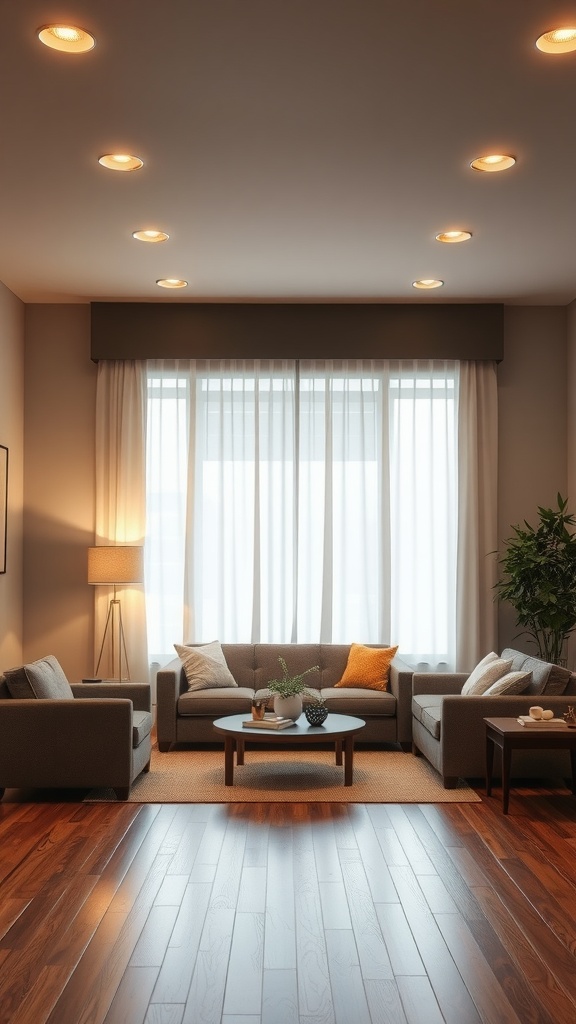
(88, 545, 144, 681)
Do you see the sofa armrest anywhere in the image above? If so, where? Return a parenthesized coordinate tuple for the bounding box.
(0, 698, 135, 789)
(412, 673, 467, 696)
(71, 682, 151, 712)
(389, 655, 414, 744)
(156, 657, 186, 746)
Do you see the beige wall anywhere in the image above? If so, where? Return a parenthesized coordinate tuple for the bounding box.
(15, 301, 573, 676)
(0, 283, 25, 667)
(497, 306, 568, 654)
(24, 305, 96, 680)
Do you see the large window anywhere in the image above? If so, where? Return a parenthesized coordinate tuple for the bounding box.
(145, 359, 459, 670)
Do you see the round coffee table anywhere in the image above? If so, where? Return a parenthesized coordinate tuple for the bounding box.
(213, 713, 366, 786)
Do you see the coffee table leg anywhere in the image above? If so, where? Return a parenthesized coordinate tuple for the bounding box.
(335, 739, 343, 766)
(236, 737, 245, 765)
(343, 737, 354, 786)
(224, 736, 235, 786)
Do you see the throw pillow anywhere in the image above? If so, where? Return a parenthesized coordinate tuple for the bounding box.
(174, 641, 238, 692)
(482, 670, 532, 696)
(4, 655, 74, 699)
(334, 643, 398, 691)
(461, 655, 513, 696)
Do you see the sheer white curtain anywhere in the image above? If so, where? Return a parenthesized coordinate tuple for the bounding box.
(144, 358, 496, 670)
(94, 360, 149, 682)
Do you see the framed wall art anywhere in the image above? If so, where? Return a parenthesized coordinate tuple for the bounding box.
(0, 445, 7, 573)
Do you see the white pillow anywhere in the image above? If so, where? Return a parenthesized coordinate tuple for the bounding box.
(174, 641, 238, 691)
(461, 654, 513, 695)
(482, 671, 532, 697)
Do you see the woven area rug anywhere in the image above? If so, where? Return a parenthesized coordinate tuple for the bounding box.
(87, 745, 481, 803)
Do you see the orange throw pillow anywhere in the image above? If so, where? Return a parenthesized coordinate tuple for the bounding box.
(334, 643, 398, 691)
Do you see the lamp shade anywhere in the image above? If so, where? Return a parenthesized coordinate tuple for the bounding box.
(87, 545, 144, 585)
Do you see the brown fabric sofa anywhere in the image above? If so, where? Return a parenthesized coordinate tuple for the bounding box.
(156, 643, 414, 750)
(411, 648, 576, 787)
(0, 658, 152, 800)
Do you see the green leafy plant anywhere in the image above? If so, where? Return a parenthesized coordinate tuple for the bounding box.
(495, 494, 576, 664)
(265, 656, 321, 700)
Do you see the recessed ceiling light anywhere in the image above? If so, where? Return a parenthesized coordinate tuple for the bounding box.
(38, 24, 95, 53)
(435, 230, 472, 244)
(412, 279, 444, 290)
(98, 154, 144, 172)
(470, 154, 516, 173)
(536, 28, 576, 54)
(132, 230, 170, 243)
(156, 278, 188, 289)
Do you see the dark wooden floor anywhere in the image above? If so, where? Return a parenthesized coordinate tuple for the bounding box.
(0, 784, 575, 1024)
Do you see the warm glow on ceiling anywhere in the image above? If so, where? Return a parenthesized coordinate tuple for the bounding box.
(132, 230, 169, 243)
(435, 230, 472, 244)
(38, 25, 95, 53)
(470, 154, 516, 172)
(156, 278, 188, 288)
(98, 154, 144, 172)
(536, 28, 576, 53)
(412, 279, 444, 290)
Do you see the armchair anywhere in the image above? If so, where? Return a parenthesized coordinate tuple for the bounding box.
(0, 656, 152, 800)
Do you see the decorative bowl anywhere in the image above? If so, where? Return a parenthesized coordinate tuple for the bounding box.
(304, 704, 328, 726)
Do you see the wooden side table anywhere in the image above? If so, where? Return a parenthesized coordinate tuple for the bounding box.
(484, 716, 576, 814)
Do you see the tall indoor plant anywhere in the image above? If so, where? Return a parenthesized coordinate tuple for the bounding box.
(495, 494, 576, 664)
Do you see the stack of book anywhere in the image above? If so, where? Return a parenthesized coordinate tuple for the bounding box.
(242, 716, 295, 730)
(517, 715, 567, 728)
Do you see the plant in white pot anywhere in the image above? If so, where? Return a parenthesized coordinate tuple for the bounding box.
(265, 657, 320, 721)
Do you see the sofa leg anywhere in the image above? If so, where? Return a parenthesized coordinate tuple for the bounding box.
(412, 743, 422, 756)
(0, 788, 4, 801)
(157, 742, 171, 752)
(143, 758, 151, 773)
(399, 742, 411, 753)
(114, 787, 130, 800)
(443, 777, 458, 789)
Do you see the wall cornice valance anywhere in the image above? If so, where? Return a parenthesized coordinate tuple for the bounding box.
(90, 302, 503, 362)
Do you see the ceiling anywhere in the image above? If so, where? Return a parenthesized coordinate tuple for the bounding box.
(2, 0, 576, 305)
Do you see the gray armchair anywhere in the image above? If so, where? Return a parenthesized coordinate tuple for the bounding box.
(0, 656, 152, 800)
(412, 648, 576, 787)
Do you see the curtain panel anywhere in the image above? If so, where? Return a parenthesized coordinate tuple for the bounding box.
(94, 360, 149, 683)
(139, 359, 497, 672)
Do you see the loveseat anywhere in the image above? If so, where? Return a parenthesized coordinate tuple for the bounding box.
(411, 648, 576, 787)
(156, 643, 414, 750)
(0, 655, 152, 800)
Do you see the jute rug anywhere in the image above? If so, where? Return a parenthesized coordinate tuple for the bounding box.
(87, 745, 481, 803)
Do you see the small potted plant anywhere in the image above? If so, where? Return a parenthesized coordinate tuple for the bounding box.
(303, 688, 329, 726)
(265, 656, 320, 721)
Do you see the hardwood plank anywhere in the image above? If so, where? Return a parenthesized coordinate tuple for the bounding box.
(364, 979, 408, 1024)
(375, 903, 425, 977)
(182, 909, 235, 1024)
(396, 976, 446, 1024)
(103, 965, 159, 1024)
(292, 823, 333, 1020)
(339, 847, 394, 980)
(129, 905, 180, 967)
(222, 912, 264, 1016)
(264, 825, 295, 970)
(262, 969, 298, 1024)
(325, 928, 371, 1024)
(151, 883, 212, 1004)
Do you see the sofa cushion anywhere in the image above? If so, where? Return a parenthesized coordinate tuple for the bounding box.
(132, 710, 153, 747)
(482, 670, 532, 696)
(175, 641, 238, 692)
(500, 648, 571, 696)
(178, 687, 254, 716)
(4, 655, 74, 700)
(461, 655, 512, 695)
(334, 643, 398, 691)
(412, 694, 443, 740)
(321, 687, 397, 716)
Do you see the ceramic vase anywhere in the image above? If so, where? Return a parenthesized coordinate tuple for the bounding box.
(273, 694, 303, 721)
